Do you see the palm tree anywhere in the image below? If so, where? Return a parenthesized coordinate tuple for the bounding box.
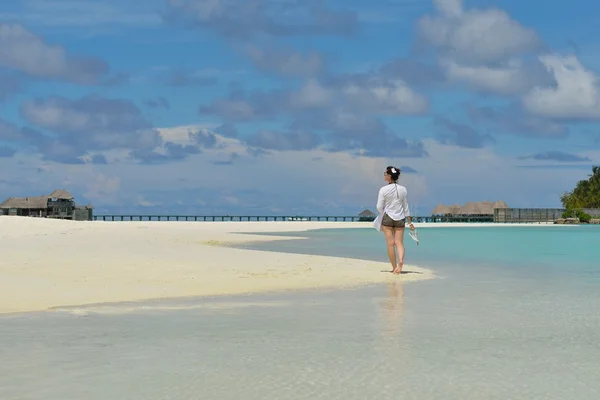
(561, 166, 600, 209)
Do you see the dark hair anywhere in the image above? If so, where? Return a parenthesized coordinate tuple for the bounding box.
(386, 166, 401, 181)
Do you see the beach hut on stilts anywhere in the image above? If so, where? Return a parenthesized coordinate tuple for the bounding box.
(358, 209, 376, 221)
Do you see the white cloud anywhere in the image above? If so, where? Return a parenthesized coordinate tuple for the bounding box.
(441, 58, 544, 95)
(156, 124, 219, 144)
(523, 54, 600, 120)
(418, 0, 540, 65)
(0, 23, 108, 83)
(342, 79, 428, 115)
(0, 23, 68, 77)
(433, 0, 462, 17)
(3, 125, 597, 213)
(201, 75, 428, 123)
(290, 77, 429, 116)
(289, 79, 334, 108)
(417, 0, 546, 95)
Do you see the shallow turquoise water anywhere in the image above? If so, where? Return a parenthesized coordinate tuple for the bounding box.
(240, 225, 599, 276)
(1, 225, 599, 399)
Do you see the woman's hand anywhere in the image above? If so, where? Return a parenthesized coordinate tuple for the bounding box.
(409, 223, 415, 231)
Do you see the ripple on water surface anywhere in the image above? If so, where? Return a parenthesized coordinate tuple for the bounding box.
(1, 282, 600, 400)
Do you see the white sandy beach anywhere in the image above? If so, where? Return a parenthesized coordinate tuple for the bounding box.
(0, 217, 438, 314)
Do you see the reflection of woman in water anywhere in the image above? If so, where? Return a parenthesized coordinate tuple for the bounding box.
(373, 166, 415, 274)
(380, 281, 405, 339)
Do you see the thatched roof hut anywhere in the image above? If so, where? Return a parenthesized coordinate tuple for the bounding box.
(431, 203, 462, 215)
(431, 203, 449, 215)
(493, 200, 509, 209)
(0, 189, 76, 211)
(430, 200, 509, 216)
(456, 202, 481, 215)
(359, 209, 376, 217)
(0, 196, 49, 209)
(48, 189, 74, 200)
(448, 204, 461, 214)
(456, 201, 509, 215)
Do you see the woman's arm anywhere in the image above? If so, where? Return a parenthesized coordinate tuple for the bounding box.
(403, 190, 413, 225)
(376, 188, 385, 214)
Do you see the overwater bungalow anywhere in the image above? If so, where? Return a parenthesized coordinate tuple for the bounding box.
(431, 200, 509, 217)
(358, 209, 376, 221)
(0, 189, 93, 221)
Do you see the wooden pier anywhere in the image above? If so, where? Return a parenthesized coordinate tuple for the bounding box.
(93, 215, 366, 222)
(92, 215, 495, 223)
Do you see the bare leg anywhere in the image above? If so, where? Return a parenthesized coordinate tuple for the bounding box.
(382, 225, 396, 271)
(392, 227, 405, 274)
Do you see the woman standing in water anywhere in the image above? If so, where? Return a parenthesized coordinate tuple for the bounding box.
(373, 166, 415, 274)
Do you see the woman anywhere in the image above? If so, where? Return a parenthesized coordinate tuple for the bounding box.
(373, 166, 415, 274)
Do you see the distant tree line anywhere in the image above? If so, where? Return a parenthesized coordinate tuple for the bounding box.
(560, 166, 600, 222)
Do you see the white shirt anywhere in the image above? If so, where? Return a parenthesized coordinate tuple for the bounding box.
(376, 183, 411, 221)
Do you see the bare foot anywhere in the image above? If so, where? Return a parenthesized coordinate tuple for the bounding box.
(393, 263, 403, 274)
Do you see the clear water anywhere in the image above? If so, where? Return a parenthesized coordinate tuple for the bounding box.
(239, 225, 599, 275)
(1, 226, 599, 399)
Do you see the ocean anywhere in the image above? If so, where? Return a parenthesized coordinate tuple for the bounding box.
(1, 225, 599, 399)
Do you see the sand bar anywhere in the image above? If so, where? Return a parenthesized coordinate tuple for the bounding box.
(0, 217, 437, 314)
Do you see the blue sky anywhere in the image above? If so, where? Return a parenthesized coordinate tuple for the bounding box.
(0, 0, 599, 216)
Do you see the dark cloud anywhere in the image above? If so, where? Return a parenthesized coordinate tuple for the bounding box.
(21, 94, 154, 136)
(199, 74, 428, 124)
(212, 160, 233, 165)
(144, 96, 171, 109)
(434, 117, 495, 149)
(449, 58, 556, 96)
(0, 146, 16, 157)
(130, 127, 220, 163)
(214, 122, 238, 138)
(245, 130, 321, 151)
(0, 74, 21, 101)
(164, 142, 202, 158)
(65, 55, 111, 84)
(244, 45, 325, 77)
(0, 23, 111, 84)
(132, 142, 201, 164)
(167, 68, 218, 87)
(198, 88, 285, 121)
(466, 104, 569, 139)
(16, 94, 203, 164)
(379, 58, 445, 88)
(212, 152, 240, 165)
(164, 0, 358, 38)
(246, 147, 270, 157)
(190, 129, 218, 148)
(518, 151, 591, 162)
(200, 73, 428, 157)
(91, 154, 108, 164)
(0, 118, 23, 140)
(292, 110, 428, 157)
